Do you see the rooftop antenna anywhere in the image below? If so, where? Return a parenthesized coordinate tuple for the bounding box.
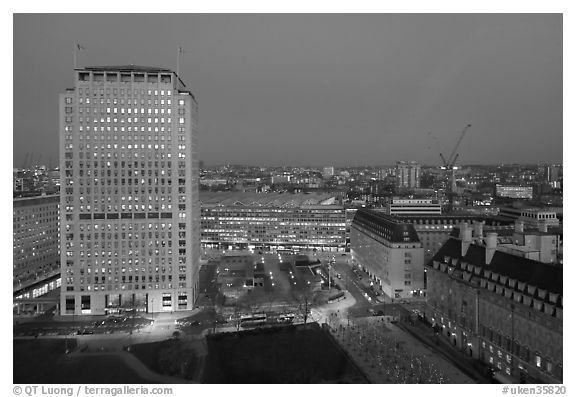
(176, 46, 184, 79)
(74, 43, 85, 69)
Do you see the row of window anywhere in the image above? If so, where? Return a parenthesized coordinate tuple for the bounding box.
(73, 88, 176, 97)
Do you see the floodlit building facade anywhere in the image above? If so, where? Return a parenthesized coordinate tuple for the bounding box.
(200, 192, 346, 251)
(59, 66, 200, 315)
(13, 194, 61, 298)
(495, 184, 533, 199)
(386, 198, 442, 216)
(425, 224, 562, 383)
(350, 209, 424, 299)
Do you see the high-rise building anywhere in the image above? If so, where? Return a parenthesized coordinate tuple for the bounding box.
(59, 66, 200, 315)
(395, 161, 420, 189)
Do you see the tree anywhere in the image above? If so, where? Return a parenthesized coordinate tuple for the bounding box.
(157, 340, 195, 377)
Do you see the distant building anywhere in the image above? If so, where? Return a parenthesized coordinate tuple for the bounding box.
(13, 195, 61, 299)
(59, 66, 200, 315)
(499, 207, 561, 228)
(200, 192, 346, 251)
(425, 224, 562, 383)
(323, 166, 335, 179)
(545, 165, 560, 183)
(200, 178, 228, 187)
(396, 161, 420, 189)
(350, 209, 424, 299)
(271, 174, 292, 184)
(389, 215, 515, 264)
(495, 184, 533, 199)
(387, 198, 442, 216)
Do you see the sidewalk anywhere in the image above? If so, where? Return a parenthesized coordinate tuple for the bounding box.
(395, 319, 494, 383)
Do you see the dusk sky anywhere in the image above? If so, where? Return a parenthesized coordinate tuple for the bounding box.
(13, 13, 562, 167)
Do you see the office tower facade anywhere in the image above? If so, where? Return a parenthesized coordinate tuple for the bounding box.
(13, 194, 61, 297)
(59, 66, 199, 315)
(395, 161, 420, 189)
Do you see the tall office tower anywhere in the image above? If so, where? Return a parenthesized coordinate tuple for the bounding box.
(395, 161, 420, 189)
(59, 66, 199, 315)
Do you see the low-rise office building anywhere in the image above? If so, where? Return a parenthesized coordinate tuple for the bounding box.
(386, 198, 442, 216)
(201, 192, 346, 252)
(425, 223, 562, 383)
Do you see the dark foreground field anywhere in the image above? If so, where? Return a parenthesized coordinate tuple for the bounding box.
(14, 339, 152, 384)
(202, 323, 368, 383)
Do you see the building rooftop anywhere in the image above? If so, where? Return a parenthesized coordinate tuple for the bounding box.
(13, 194, 59, 208)
(79, 65, 175, 73)
(352, 209, 421, 244)
(430, 237, 562, 296)
(387, 213, 515, 226)
(199, 192, 340, 208)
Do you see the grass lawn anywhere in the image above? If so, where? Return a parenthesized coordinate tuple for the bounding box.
(13, 339, 153, 384)
(202, 323, 368, 383)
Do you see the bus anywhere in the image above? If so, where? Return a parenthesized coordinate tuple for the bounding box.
(277, 313, 295, 323)
(240, 313, 267, 327)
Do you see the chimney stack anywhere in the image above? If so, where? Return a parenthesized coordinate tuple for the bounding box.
(473, 220, 484, 239)
(514, 220, 524, 233)
(538, 220, 548, 233)
(460, 223, 472, 256)
(485, 232, 498, 264)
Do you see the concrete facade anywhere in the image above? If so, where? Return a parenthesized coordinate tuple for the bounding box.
(59, 66, 200, 315)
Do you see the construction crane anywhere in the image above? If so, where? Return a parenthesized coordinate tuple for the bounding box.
(439, 124, 471, 193)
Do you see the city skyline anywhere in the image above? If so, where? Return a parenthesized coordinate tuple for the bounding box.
(14, 14, 562, 167)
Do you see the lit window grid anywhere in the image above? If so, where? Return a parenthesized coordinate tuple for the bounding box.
(59, 69, 199, 313)
(200, 206, 346, 248)
(13, 197, 60, 290)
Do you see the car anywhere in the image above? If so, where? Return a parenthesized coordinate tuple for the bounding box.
(367, 308, 376, 315)
(336, 273, 342, 279)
